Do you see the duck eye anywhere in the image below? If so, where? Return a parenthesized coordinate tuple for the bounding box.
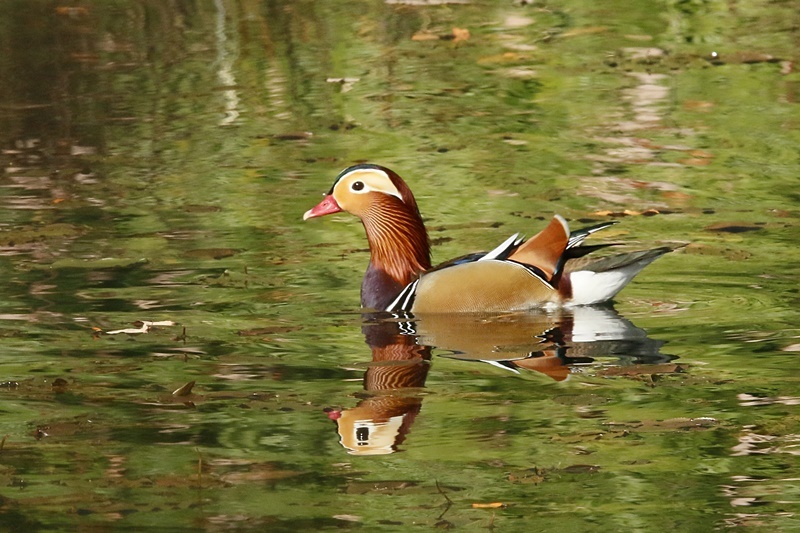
(351, 181, 365, 192)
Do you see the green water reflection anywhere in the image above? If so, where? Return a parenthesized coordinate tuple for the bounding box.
(1, 1, 799, 531)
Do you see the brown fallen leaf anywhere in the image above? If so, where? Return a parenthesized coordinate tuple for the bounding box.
(411, 31, 439, 41)
(662, 191, 693, 201)
(591, 209, 660, 217)
(452, 27, 470, 43)
(679, 157, 713, 166)
(689, 149, 714, 159)
(472, 502, 506, 509)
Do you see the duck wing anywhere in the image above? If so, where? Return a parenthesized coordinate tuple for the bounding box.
(507, 215, 570, 280)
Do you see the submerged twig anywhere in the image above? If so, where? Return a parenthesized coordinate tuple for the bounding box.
(173, 326, 188, 343)
(435, 479, 454, 523)
(435, 479, 453, 504)
(195, 447, 203, 488)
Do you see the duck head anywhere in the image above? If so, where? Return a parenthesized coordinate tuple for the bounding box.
(303, 164, 419, 220)
(304, 164, 432, 310)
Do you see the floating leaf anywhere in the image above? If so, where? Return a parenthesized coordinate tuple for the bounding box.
(472, 502, 506, 509)
(172, 381, 195, 397)
(679, 157, 713, 166)
(411, 31, 439, 41)
(452, 27, 470, 43)
(591, 209, 660, 217)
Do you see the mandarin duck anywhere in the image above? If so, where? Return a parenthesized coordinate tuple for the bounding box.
(304, 164, 674, 313)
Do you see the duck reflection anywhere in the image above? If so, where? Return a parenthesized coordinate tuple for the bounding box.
(420, 306, 669, 380)
(328, 306, 672, 455)
(327, 315, 431, 455)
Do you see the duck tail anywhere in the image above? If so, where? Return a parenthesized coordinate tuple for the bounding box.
(565, 246, 676, 305)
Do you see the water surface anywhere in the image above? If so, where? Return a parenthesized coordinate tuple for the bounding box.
(1, 1, 799, 531)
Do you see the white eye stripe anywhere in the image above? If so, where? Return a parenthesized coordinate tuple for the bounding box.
(338, 169, 403, 201)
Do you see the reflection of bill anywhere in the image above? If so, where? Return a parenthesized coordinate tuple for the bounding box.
(327, 308, 673, 455)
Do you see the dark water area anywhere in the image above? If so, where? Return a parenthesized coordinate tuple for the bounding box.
(1, 1, 799, 531)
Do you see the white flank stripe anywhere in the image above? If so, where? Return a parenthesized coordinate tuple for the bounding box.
(480, 233, 520, 261)
(385, 279, 419, 312)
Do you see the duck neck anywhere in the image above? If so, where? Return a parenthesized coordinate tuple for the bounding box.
(360, 202, 431, 310)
